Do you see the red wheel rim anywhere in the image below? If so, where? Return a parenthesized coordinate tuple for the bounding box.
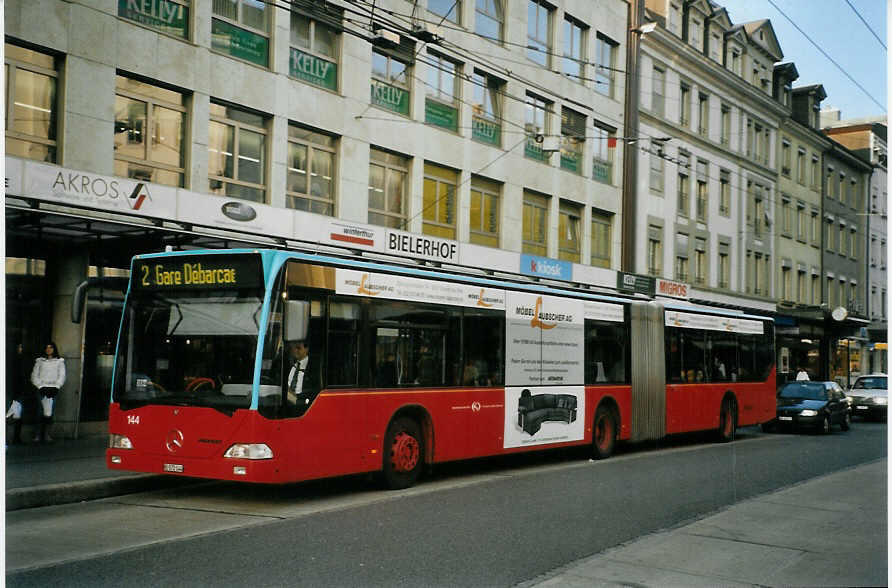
(390, 431, 420, 473)
(596, 415, 613, 451)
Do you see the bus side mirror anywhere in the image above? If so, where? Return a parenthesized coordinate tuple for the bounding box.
(284, 300, 309, 342)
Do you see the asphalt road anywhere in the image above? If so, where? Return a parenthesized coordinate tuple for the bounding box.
(7, 423, 887, 587)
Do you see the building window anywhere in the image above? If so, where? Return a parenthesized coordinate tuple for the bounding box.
(718, 245, 730, 289)
(824, 218, 834, 251)
(680, 83, 691, 127)
(522, 191, 549, 255)
(5, 43, 58, 163)
(562, 15, 586, 81)
(591, 209, 611, 268)
(797, 148, 806, 184)
(649, 148, 664, 193)
(524, 92, 551, 161)
(797, 203, 807, 241)
(811, 155, 820, 189)
(781, 141, 791, 176)
(798, 270, 807, 303)
(560, 108, 585, 174)
(811, 210, 820, 246)
(286, 124, 336, 215)
(591, 124, 614, 184)
(368, 147, 408, 229)
(850, 228, 858, 260)
(652, 66, 665, 117)
(469, 176, 500, 247)
(677, 155, 690, 216)
(595, 34, 617, 97)
(812, 274, 820, 305)
(781, 197, 792, 236)
(698, 93, 709, 136)
(693, 238, 706, 285)
(429, 0, 461, 23)
(730, 50, 741, 75)
(118, 0, 189, 39)
(114, 76, 186, 187)
(695, 159, 708, 222)
(674, 232, 689, 282)
(208, 101, 267, 203)
(425, 51, 460, 132)
(371, 48, 411, 116)
(527, 0, 553, 66)
(475, 0, 504, 42)
(211, 0, 270, 67)
(648, 225, 663, 277)
(838, 224, 847, 256)
(470, 70, 502, 146)
(290, 9, 340, 91)
(753, 253, 766, 295)
(720, 104, 730, 145)
(719, 170, 730, 216)
(422, 162, 458, 239)
(782, 266, 792, 301)
(558, 201, 582, 262)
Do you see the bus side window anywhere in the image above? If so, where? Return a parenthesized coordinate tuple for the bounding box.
(462, 309, 503, 386)
(585, 319, 628, 384)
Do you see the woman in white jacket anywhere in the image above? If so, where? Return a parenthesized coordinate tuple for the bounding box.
(31, 341, 65, 443)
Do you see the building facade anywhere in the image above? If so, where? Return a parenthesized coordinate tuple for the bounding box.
(822, 113, 888, 378)
(5, 0, 630, 434)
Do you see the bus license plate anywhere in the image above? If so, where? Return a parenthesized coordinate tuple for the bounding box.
(163, 463, 184, 473)
(779, 416, 793, 421)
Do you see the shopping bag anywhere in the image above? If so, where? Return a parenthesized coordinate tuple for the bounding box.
(41, 396, 54, 418)
(6, 399, 22, 419)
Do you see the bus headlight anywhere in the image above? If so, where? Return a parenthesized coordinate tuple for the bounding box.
(109, 434, 133, 449)
(223, 443, 273, 460)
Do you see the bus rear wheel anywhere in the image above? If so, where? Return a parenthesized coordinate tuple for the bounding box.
(383, 418, 423, 490)
(592, 406, 617, 459)
(717, 397, 736, 443)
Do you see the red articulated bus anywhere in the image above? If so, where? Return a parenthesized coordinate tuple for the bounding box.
(107, 249, 776, 489)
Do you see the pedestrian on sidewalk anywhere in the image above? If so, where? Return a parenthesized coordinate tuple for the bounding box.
(30, 341, 65, 443)
(6, 342, 29, 445)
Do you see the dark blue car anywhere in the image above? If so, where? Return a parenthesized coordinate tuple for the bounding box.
(766, 381, 851, 434)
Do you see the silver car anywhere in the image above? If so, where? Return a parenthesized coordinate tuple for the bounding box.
(847, 374, 888, 420)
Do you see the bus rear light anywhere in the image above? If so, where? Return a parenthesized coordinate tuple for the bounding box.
(109, 434, 133, 449)
(223, 443, 273, 460)
(233, 466, 247, 475)
(110, 455, 122, 464)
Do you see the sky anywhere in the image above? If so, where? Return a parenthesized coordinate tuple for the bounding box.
(717, 0, 887, 121)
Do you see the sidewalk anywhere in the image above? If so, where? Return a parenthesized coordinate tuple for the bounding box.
(528, 459, 888, 588)
(4, 435, 188, 511)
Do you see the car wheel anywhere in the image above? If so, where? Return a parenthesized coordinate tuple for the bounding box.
(841, 411, 851, 431)
(382, 417, 423, 490)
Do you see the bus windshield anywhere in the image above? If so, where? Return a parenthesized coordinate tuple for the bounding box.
(112, 287, 264, 414)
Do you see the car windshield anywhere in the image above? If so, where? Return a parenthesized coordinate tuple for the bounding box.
(853, 376, 887, 390)
(779, 382, 827, 401)
(112, 288, 263, 413)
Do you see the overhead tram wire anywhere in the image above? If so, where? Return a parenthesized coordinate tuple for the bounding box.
(843, 0, 886, 51)
(764, 0, 886, 113)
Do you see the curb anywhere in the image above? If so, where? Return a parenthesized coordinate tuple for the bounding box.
(6, 475, 191, 511)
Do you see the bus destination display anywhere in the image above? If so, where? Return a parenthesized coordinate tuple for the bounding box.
(133, 255, 263, 290)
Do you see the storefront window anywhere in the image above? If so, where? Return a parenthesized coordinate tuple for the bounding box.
(114, 76, 186, 187)
(118, 0, 190, 39)
(211, 0, 270, 67)
(5, 43, 58, 163)
(208, 101, 267, 203)
(286, 124, 336, 215)
(290, 10, 340, 91)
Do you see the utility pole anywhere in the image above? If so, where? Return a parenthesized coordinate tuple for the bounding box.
(621, 0, 645, 274)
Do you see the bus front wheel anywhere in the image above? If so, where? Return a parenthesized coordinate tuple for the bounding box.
(383, 418, 423, 490)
